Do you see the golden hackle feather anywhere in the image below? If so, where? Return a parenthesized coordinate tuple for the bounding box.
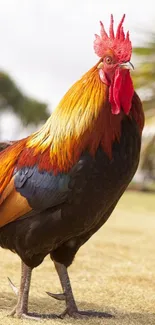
(27, 62, 123, 173)
(0, 61, 115, 200)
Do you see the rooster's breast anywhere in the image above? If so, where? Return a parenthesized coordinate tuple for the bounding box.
(65, 116, 141, 231)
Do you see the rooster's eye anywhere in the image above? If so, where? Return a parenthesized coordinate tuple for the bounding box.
(105, 56, 113, 65)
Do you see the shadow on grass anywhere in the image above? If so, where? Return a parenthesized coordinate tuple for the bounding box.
(0, 292, 155, 323)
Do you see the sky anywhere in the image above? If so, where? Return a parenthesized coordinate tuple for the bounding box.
(0, 0, 154, 139)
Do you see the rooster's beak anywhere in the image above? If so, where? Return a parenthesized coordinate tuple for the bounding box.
(97, 62, 104, 69)
(119, 61, 134, 70)
(97, 61, 134, 70)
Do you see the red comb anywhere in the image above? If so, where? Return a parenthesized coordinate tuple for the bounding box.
(94, 14, 132, 62)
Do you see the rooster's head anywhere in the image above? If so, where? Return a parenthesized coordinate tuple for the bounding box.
(94, 14, 134, 115)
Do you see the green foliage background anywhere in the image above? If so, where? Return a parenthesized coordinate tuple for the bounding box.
(0, 71, 49, 125)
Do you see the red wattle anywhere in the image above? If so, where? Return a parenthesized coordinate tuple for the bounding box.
(120, 71, 134, 114)
(108, 68, 134, 115)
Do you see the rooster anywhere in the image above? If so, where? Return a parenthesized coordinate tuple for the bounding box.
(0, 14, 144, 319)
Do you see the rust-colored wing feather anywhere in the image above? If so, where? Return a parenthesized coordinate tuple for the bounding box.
(0, 140, 32, 228)
(0, 178, 31, 227)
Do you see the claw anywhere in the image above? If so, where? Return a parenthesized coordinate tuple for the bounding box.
(7, 277, 19, 296)
(46, 292, 65, 301)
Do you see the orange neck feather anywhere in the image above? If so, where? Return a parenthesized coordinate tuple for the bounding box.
(26, 62, 143, 173)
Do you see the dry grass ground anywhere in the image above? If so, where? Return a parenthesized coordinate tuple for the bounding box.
(0, 191, 155, 325)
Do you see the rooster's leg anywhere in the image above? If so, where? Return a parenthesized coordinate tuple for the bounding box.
(54, 261, 79, 318)
(47, 261, 112, 319)
(8, 261, 59, 320)
(9, 261, 35, 319)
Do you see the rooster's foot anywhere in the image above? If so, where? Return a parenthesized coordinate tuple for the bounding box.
(59, 307, 86, 319)
(8, 307, 41, 320)
(8, 307, 58, 320)
(59, 307, 113, 319)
